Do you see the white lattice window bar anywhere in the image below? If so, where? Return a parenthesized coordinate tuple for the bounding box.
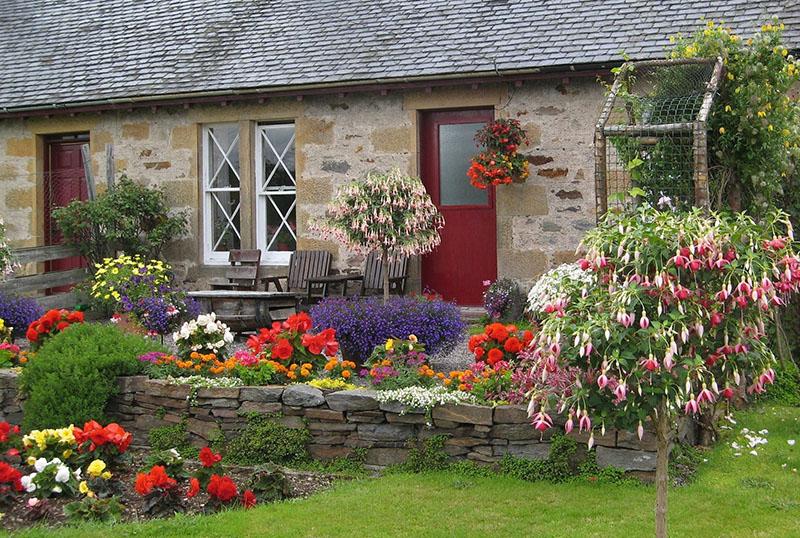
(256, 124, 297, 265)
(202, 124, 242, 264)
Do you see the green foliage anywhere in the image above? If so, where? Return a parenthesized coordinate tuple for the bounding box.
(52, 175, 189, 266)
(232, 362, 276, 386)
(390, 435, 451, 474)
(0, 218, 13, 278)
(20, 323, 162, 430)
(576, 451, 633, 485)
(224, 414, 310, 466)
(63, 496, 124, 524)
(757, 358, 800, 406)
(246, 464, 291, 503)
(144, 448, 188, 479)
(669, 20, 800, 211)
(148, 423, 191, 453)
(669, 442, 704, 485)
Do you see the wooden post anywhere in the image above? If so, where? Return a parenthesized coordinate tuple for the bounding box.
(381, 248, 390, 305)
(693, 122, 710, 208)
(105, 144, 115, 191)
(594, 129, 608, 220)
(80, 143, 96, 201)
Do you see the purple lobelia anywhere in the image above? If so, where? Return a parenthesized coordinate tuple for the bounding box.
(310, 295, 465, 363)
(0, 293, 44, 339)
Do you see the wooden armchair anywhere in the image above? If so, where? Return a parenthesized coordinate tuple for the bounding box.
(263, 250, 332, 305)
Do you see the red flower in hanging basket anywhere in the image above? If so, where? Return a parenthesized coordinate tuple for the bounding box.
(468, 119, 530, 189)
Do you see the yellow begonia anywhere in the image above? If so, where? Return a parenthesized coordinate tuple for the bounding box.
(87, 459, 107, 478)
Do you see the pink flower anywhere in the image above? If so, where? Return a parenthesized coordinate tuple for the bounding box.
(697, 386, 716, 404)
(684, 397, 699, 415)
(532, 411, 552, 432)
(641, 356, 659, 372)
(639, 314, 650, 329)
(564, 415, 574, 434)
(614, 383, 627, 402)
(597, 373, 609, 389)
(578, 412, 591, 432)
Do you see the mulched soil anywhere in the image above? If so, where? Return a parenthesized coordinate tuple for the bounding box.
(1, 449, 340, 533)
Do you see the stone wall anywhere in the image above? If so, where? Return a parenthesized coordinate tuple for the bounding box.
(0, 75, 604, 291)
(0, 370, 22, 425)
(0, 371, 680, 474)
(106, 376, 662, 473)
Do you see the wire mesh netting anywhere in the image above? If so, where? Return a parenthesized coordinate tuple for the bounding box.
(595, 58, 723, 217)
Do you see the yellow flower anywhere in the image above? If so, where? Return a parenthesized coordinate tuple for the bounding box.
(724, 105, 732, 112)
(768, 125, 774, 131)
(101, 471, 112, 480)
(385, 339, 394, 351)
(87, 459, 107, 478)
(719, 127, 726, 134)
(62, 449, 73, 459)
(26, 456, 36, 466)
(757, 110, 766, 118)
(79, 481, 90, 495)
(408, 334, 418, 343)
(727, 72, 734, 80)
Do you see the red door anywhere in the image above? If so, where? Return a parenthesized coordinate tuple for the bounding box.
(420, 110, 497, 305)
(44, 135, 89, 284)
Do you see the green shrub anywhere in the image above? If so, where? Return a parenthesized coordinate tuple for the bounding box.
(20, 323, 163, 430)
(758, 359, 800, 406)
(224, 414, 310, 466)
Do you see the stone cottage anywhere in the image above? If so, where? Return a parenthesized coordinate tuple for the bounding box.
(1, 1, 798, 304)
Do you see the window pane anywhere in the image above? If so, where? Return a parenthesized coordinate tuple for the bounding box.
(208, 125, 240, 189)
(261, 124, 295, 189)
(265, 194, 296, 252)
(210, 190, 241, 252)
(439, 122, 488, 206)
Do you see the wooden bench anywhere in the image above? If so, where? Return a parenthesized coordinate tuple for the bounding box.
(0, 245, 86, 309)
(263, 250, 332, 306)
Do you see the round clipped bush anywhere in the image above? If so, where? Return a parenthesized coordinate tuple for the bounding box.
(20, 323, 164, 430)
(310, 295, 465, 363)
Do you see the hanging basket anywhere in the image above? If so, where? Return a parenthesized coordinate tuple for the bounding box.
(467, 119, 530, 189)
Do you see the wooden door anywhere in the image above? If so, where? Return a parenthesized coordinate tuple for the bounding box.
(44, 136, 89, 283)
(420, 110, 496, 305)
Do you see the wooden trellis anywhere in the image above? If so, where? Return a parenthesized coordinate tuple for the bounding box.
(595, 57, 724, 218)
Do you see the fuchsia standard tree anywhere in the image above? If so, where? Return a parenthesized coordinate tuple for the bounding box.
(311, 169, 444, 303)
(525, 202, 800, 538)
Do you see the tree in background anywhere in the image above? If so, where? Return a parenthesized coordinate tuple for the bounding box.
(311, 169, 444, 303)
(525, 202, 800, 538)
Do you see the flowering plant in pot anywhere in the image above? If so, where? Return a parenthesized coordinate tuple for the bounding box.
(467, 118, 529, 189)
(172, 312, 234, 357)
(524, 201, 800, 538)
(362, 336, 440, 389)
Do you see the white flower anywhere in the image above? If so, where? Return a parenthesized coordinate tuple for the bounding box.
(204, 321, 218, 334)
(197, 314, 211, 327)
(526, 263, 595, 314)
(54, 465, 70, 483)
(52, 485, 62, 493)
(20, 474, 36, 493)
(749, 450, 758, 456)
(34, 458, 48, 473)
(223, 330, 234, 344)
(788, 439, 796, 446)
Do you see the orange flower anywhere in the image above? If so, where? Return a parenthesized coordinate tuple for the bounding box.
(341, 370, 351, 379)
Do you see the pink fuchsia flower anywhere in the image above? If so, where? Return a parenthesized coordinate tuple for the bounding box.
(697, 386, 716, 404)
(614, 383, 627, 402)
(641, 356, 659, 372)
(578, 411, 591, 432)
(564, 414, 574, 434)
(532, 411, 552, 432)
(684, 396, 700, 415)
(639, 313, 650, 329)
(710, 312, 724, 327)
(597, 373, 609, 389)
(637, 421, 645, 440)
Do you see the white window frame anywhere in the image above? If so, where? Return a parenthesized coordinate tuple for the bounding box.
(202, 123, 242, 265)
(255, 123, 297, 265)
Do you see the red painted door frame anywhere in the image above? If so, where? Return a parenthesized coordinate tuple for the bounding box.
(420, 109, 497, 305)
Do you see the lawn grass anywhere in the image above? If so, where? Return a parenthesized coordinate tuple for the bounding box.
(11, 406, 800, 538)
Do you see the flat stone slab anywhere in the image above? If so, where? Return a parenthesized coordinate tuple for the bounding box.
(325, 389, 379, 411)
(493, 405, 529, 424)
(282, 384, 325, 407)
(596, 446, 656, 471)
(379, 400, 426, 415)
(432, 403, 493, 426)
(357, 423, 415, 442)
(240, 386, 284, 403)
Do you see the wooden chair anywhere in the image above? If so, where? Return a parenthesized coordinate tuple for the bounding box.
(308, 251, 408, 298)
(360, 252, 408, 296)
(210, 249, 261, 290)
(263, 250, 332, 305)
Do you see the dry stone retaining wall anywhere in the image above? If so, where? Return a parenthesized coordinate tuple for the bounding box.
(0, 372, 669, 474)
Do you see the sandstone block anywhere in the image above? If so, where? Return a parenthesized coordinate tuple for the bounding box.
(357, 423, 415, 442)
(238, 401, 282, 415)
(493, 442, 549, 460)
(346, 411, 384, 423)
(304, 408, 345, 422)
(309, 445, 352, 460)
(491, 423, 539, 441)
(366, 447, 410, 467)
(379, 401, 425, 415)
(432, 403, 493, 426)
(196, 386, 241, 399)
(143, 379, 190, 400)
(493, 405, 529, 424)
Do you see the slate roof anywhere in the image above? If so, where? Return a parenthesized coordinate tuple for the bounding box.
(1, 0, 798, 111)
